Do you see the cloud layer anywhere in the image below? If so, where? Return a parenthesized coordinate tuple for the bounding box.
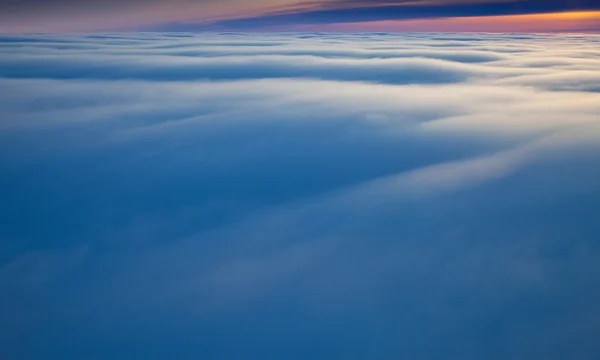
(1, 32, 600, 360)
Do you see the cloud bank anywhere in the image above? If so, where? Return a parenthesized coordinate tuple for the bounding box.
(1, 32, 600, 360)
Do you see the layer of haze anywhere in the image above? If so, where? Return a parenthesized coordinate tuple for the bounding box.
(1, 32, 600, 359)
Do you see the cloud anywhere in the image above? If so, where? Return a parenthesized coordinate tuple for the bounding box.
(3, 0, 600, 33)
(214, 0, 600, 29)
(0, 0, 269, 33)
(1, 32, 600, 360)
(0, 52, 536, 85)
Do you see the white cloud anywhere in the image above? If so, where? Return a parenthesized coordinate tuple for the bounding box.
(1, 32, 600, 360)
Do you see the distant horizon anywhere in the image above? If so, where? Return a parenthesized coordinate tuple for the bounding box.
(3, 27, 600, 35)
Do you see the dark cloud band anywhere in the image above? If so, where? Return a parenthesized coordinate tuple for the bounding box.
(215, 0, 600, 29)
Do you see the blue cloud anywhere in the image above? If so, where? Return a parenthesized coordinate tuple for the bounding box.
(1, 32, 600, 360)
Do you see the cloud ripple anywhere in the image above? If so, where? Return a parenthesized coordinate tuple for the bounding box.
(1, 32, 600, 360)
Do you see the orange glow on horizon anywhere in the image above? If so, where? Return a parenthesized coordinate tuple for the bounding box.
(305, 11, 600, 33)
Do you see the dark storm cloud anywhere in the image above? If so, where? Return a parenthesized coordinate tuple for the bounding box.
(216, 0, 600, 28)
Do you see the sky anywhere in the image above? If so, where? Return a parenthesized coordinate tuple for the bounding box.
(1, 31, 600, 360)
(0, 0, 600, 33)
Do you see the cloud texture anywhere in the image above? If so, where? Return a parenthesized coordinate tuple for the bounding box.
(1, 32, 600, 360)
